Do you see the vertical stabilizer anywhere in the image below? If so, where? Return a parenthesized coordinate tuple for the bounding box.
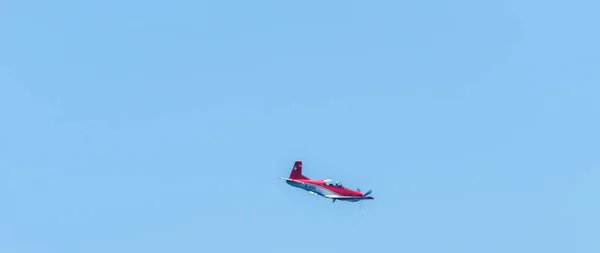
(289, 161, 310, 180)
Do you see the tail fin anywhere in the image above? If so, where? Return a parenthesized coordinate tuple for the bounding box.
(289, 161, 310, 180)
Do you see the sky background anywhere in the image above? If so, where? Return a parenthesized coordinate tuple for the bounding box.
(1, 0, 599, 252)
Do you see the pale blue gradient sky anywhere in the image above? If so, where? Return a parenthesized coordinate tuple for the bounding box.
(1, 1, 598, 252)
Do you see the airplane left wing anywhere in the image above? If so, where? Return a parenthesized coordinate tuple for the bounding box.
(324, 195, 374, 203)
(326, 195, 367, 199)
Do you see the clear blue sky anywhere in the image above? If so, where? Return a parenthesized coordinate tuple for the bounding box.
(1, 0, 598, 252)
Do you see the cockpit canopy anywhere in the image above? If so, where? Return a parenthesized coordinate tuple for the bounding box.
(324, 179, 343, 187)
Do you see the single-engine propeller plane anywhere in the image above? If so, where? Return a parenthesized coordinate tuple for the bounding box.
(280, 161, 374, 203)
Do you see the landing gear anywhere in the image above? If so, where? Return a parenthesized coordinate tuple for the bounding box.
(332, 199, 336, 203)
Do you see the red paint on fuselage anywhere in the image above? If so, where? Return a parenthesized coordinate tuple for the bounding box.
(283, 161, 374, 201)
(297, 179, 366, 197)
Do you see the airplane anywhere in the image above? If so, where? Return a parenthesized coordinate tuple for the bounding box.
(280, 160, 374, 203)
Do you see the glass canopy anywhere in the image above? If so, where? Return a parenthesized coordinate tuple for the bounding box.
(324, 179, 343, 187)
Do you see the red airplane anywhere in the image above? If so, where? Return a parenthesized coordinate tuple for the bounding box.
(280, 161, 374, 203)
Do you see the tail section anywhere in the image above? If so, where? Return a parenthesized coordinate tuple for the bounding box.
(289, 161, 310, 180)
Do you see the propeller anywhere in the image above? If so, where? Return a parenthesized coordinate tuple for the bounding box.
(357, 188, 372, 196)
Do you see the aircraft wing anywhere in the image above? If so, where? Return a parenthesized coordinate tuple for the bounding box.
(325, 195, 374, 200)
(326, 195, 364, 199)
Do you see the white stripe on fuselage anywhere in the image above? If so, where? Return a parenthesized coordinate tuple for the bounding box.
(285, 179, 340, 198)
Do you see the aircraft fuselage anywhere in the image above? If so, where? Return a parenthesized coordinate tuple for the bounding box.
(281, 161, 374, 203)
